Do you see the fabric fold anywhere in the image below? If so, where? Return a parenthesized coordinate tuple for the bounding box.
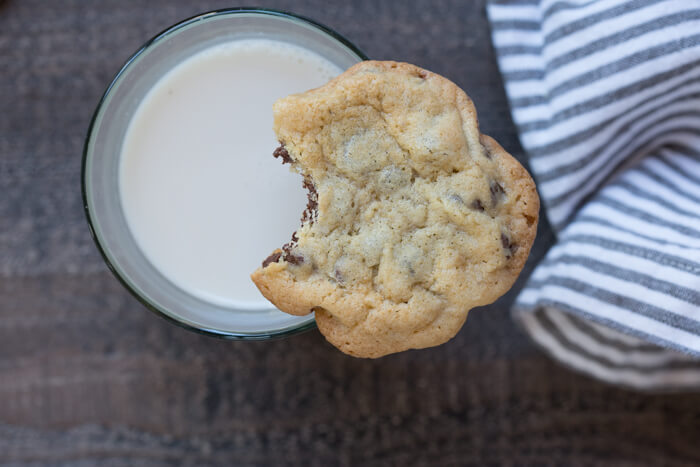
(487, 0, 700, 390)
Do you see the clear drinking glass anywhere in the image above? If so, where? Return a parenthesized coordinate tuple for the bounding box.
(82, 9, 367, 339)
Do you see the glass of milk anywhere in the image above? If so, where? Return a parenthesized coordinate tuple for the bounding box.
(82, 9, 367, 338)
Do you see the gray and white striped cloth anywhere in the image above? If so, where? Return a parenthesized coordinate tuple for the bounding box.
(487, 0, 700, 390)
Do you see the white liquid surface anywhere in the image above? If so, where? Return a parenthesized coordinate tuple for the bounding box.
(120, 39, 341, 309)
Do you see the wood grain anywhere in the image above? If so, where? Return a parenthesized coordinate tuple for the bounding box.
(1, 0, 699, 465)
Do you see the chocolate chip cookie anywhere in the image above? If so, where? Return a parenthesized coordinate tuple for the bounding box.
(251, 61, 539, 358)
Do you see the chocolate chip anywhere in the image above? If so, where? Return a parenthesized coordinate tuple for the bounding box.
(449, 194, 464, 204)
(491, 181, 504, 196)
(470, 199, 485, 211)
(273, 145, 293, 164)
(281, 233, 304, 265)
(301, 177, 318, 224)
(490, 181, 505, 206)
(481, 143, 491, 159)
(303, 177, 316, 195)
(284, 253, 304, 265)
(418, 70, 428, 79)
(501, 232, 518, 259)
(262, 251, 282, 267)
(281, 242, 304, 265)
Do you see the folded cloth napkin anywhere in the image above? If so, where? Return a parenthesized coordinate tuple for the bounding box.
(487, 0, 700, 391)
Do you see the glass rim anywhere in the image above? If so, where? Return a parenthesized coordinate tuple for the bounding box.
(81, 7, 369, 341)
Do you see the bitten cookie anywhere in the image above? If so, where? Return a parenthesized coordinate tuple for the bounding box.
(251, 61, 539, 358)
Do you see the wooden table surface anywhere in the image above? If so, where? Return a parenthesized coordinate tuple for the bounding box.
(1, 0, 699, 465)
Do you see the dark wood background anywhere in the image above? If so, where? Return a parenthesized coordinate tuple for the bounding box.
(1, 0, 699, 465)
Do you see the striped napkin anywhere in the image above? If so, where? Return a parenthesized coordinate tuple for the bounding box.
(487, 0, 700, 391)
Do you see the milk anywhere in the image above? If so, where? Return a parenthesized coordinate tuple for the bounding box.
(119, 39, 341, 309)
